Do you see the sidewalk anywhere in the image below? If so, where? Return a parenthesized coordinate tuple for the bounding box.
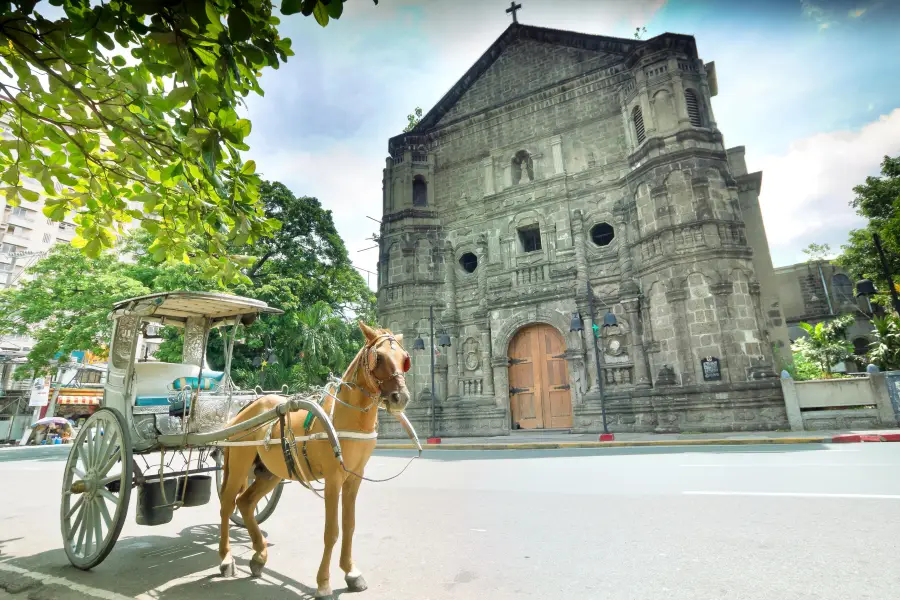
(377, 429, 900, 450)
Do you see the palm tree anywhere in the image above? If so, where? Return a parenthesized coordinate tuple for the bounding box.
(868, 315, 900, 371)
(282, 302, 345, 382)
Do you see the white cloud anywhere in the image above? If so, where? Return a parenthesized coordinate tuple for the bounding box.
(750, 108, 900, 266)
(247, 141, 386, 288)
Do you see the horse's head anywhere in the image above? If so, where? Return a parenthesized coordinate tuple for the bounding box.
(357, 321, 412, 414)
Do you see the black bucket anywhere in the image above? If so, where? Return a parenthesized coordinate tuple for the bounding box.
(136, 478, 176, 526)
(175, 475, 212, 507)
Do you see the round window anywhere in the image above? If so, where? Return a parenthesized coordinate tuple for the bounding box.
(590, 223, 615, 247)
(459, 252, 478, 273)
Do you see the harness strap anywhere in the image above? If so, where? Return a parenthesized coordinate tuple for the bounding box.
(211, 430, 379, 447)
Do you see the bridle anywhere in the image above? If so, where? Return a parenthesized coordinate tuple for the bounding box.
(331, 332, 411, 413)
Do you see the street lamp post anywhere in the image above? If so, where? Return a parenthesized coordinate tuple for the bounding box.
(570, 280, 618, 441)
(412, 305, 451, 444)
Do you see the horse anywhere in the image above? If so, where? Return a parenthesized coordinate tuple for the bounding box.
(216, 321, 412, 599)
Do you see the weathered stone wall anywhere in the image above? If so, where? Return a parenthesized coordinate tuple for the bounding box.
(376, 26, 788, 438)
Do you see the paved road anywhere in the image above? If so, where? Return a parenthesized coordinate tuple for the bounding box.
(1, 443, 899, 599)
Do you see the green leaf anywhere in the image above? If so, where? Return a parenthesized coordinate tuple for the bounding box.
(167, 86, 195, 109)
(281, 0, 304, 15)
(84, 239, 102, 258)
(313, 2, 330, 26)
(240, 160, 257, 175)
(326, 0, 344, 19)
(70, 235, 88, 249)
(228, 9, 253, 42)
(111, 55, 126, 67)
(20, 188, 39, 202)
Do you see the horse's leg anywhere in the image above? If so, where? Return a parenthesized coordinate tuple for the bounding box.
(236, 471, 281, 578)
(339, 474, 367, 592)
(218, 448, 253, 577)
(315, 478, 343, 599)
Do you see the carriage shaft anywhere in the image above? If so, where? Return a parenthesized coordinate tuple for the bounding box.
(155, 396, 342, 456)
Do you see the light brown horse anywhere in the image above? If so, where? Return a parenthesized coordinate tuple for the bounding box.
(217, 322, 411, 599)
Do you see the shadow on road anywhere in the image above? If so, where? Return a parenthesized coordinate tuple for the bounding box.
(375, 443, 830, 461)
(1, 522, 356, 599)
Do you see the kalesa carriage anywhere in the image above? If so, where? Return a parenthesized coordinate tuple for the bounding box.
(60, 291, 419, 598)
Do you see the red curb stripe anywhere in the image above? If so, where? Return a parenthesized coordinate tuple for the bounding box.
(879, 433, 900, 442)
(832, 434, 883, 443)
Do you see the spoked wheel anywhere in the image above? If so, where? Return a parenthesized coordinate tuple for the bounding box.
(60, 407, 133, 570)
(213, 449, 283, 527)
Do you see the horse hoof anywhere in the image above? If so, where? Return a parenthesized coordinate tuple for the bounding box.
(249, 559, 265, 578)
(219, 558, 236, 578)
(345, 574, 368, 592)
(314, 586, 333, 599)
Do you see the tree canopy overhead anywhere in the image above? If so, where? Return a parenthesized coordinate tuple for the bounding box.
(0, 0, 375, 283)
(0, 178, 375, 382)
(837, 154, 900, 303)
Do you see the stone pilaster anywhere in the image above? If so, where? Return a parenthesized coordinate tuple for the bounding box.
(666, 288, 695, 385)
(582, 310, 600, 393)
(480, 328, 494, 397)
(748, 281, 776, 380)
(613, 204, 637, 294)
(550, 135, 564, 175)
(622, 297, 651, 388)
(482, 157, 494, 196)
(668, 58, 690, 126)
(571, 210, 588, 299)
(476, 234, 489, 315)
(443, 242, 457, 320)
(710, 282, 735, 383)
(447, 334, 460, 402)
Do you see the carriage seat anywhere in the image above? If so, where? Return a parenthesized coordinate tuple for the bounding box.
(133, 362, 200, 406)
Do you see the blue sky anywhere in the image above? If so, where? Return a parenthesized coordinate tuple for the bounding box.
(242, 0, 900, 287)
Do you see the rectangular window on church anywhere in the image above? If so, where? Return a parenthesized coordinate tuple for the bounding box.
(518, 226, 542, 253)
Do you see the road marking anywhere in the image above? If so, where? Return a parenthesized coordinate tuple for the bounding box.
(679, 463, 897, 468)
(0, 563, 133, 600)
(684, 491, 900, 499)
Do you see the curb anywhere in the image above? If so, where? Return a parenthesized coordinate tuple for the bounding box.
(376, 437, 832, 450)
(377, 433, 900, 451)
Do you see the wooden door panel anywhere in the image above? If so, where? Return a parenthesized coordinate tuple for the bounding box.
(508, 324, 572, 430)
(509, 328, 542, 429)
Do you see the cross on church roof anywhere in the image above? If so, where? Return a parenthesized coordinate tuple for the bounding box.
(506, 1, 522, 23)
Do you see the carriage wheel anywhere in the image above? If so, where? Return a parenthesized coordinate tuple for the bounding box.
(60, 407, 133, 570)
(213, 450, 283, 527)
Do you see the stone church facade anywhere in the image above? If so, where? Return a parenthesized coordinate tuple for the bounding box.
(376, 23, 793, 438)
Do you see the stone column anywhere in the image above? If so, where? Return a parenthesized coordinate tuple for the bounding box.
(436, 355, 448, 404)
(582, 308, 600, 394)
(668, 58, 690, 126)
(550, 135, 564, 175)
(480, 328, 495, 398)
(476, 234, 489, 315)
(446, 333, 460, 402)
(747, 281, 776, 380)
(710, 282, 735, 383)
(443, 242, 457, 318)
(482, 157, 495, 197)
(613, 204, 635, 288)
(665, 288, 695, 385)
(490, 356, 509, 409)
(699, 66, 717, 129)
(622, 297, 651, 388)
(572, 210, 588, 298)
(636, 70, 656, 137)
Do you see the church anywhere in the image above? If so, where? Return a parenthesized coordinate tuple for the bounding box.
(375, 17, 793, 438)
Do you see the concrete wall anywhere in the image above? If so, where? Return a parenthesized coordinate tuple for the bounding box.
(780, 373, 898, 431)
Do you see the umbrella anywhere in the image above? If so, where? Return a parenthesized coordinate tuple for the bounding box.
(34, 417, 73, 428)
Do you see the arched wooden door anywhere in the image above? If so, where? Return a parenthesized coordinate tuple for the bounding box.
(508, 324, 572, 429)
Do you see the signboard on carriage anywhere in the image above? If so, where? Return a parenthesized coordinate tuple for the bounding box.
(701, 356, 721, 382)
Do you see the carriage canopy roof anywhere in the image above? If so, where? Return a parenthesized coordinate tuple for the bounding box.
(111, 291, 283, 323)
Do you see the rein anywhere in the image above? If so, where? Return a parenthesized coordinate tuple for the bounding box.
(214, 332, 421, 496)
